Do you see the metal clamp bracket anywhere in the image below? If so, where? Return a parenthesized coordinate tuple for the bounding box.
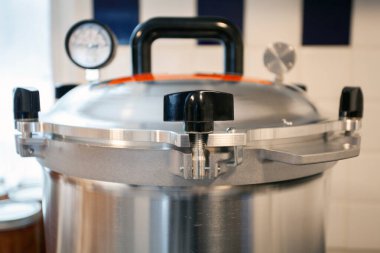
(176, 129, 244, 180)
(15, 134, 47, 158)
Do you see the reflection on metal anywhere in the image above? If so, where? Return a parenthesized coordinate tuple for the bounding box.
(43, 170, 327, 253)
(226, 127, 243, 167)
(15, 118, 360, 182)
(15, 119, 360, 149)
(258, 135, 360, 165)
(264, 42, 296, 84)
(282, 118, 293, 126)
(40, 79, 321, 132)
(190, 133, 209, 180)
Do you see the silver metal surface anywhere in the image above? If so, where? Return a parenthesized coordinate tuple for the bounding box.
(34, 137, 336, 186)
(15, 77, 346, 181)
(13, 76, 360, 182)
(40, 79, 320, 131)
(43, 169, 327, 253)
(190, 133, 208, 179)
(15, 121, 40, 133)
(343, 118, 362, 132)
(263, 42, 296, 83)
(258, 135, 360, 164)
(15, 119, 360, 184)
(15, 119, 360, 148)
(15, 134, 47, 157)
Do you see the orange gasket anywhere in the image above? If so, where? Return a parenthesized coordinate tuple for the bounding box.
(107, 73, 272, 85)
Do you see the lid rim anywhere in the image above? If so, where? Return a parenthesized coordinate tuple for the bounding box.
(19, 119, 350, 149)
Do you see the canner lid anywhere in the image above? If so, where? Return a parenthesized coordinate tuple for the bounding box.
(20, 75, 360, 186)
(41, 74, 320, 132)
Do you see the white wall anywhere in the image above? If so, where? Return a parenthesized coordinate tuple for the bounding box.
(323, 1, 380, 250)
(50, 0, 380, 251)
(50, 0, 93, 84)
(0, 0, 52, 186)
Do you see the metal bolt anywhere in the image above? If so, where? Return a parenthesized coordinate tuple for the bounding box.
(190, 133, 208, 179)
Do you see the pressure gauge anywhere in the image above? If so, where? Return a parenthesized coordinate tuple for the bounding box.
(65, 20, 116, 69)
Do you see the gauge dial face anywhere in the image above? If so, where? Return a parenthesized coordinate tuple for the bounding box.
(66, 21, 115, 69)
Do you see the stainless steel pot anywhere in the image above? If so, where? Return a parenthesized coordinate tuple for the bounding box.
(13, 17, 363, 253)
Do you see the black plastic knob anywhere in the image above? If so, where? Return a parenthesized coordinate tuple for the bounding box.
(339, 87, 363, 119)
(164, 90, 234, 132)
(13, 87, 41, 120)
(55, 84, 78, 99)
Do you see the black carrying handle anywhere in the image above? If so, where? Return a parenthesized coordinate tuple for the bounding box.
(130, 17, 244, 75)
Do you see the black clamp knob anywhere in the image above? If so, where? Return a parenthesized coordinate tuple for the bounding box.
(164, 90, 234, 180)
(13, 87, 40, 121)
(55, 84, 78, 99)
(164, 90, 234, 132)
(339, 87, 364, 119)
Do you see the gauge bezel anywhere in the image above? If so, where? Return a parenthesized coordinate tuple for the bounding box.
(65, 19, 117, 69)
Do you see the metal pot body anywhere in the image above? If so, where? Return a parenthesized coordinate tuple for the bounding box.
(43, 169, 328, 253)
